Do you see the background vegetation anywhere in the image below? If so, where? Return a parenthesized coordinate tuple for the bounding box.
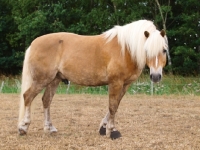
(0, 0, 200, 75)
(0, 75, 199, 95)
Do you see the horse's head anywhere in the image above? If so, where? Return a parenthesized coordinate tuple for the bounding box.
(144, 29, 168, 83)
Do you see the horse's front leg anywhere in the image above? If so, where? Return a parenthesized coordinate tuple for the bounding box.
(42, 77, 60, 133)
(99, 112, 110, 135)
(99, 83, 130, 139)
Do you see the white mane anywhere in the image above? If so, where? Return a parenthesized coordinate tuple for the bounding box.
(104, 20, 168, 69)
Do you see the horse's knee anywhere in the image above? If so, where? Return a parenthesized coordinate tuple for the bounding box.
(109, 104, 118, 116)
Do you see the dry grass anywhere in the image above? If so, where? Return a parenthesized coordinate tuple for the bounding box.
(0, 94, 200, 150)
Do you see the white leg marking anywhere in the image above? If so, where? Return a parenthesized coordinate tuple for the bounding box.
(18, 106, 31, 134)
(24, 107, 31, 123)
(44, 108, 50, 127)
(99, 112, 110, 129)
(43, 108, 57, 133)
(106, 115, 119, 138)
(99, 112, 118, 137)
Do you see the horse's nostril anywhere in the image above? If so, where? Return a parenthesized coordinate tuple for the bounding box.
(150, 74, 153, 80)
(150, 74, 162, 83)
(158, 74, 161, 80)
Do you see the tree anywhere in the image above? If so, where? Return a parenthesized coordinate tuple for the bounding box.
(167, 0, 200, 75)
(0, 0, 199, 75)
(0, 0, 24, 74)
(155, 0, 172, 73)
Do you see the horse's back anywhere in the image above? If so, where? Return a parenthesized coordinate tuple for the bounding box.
(28, 33, 110, 85)
(28, 32, 139, 86)
(57, 33, 111, 85)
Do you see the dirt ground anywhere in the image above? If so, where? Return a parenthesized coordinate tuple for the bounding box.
(0, 94, 200, 150)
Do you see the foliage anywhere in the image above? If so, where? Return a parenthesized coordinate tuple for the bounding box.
(0, 0, 199, 75)
(167, 0, 200, 75)
(0, 75, 199, 95)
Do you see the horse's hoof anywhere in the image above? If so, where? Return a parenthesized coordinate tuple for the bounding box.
(50, 128, 58, 134)
(44, 126, 58, 134)
(99, 126, 106, 135)
(50, 131, 57, 135)
(18, 128, 27, 136)
(110, 130, 122, 140)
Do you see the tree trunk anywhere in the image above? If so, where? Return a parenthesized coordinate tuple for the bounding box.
(155, 0, 172, 74)
(198, 46, 200, 74)
(112, 0, 119, 25)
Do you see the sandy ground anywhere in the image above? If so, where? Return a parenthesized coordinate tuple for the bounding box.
(0, 94, 200, 150)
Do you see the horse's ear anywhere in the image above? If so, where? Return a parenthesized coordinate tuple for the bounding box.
(144, 31, 149, 38)
(160, 29, 166, 37)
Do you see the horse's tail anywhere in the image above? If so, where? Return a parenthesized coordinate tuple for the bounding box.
(18, 46, 33, 123)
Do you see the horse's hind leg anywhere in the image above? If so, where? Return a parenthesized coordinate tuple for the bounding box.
(18, 82, 45, 135)
(42, 77, 61, 133)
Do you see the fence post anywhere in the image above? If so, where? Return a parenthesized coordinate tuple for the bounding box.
(0, 81, 4, 93)
(15, 79, 21, 93)
(66, 81, 71, 93)
(151, 81, 154, 95)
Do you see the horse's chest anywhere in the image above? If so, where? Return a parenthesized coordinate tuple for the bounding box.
(126, 70, 142, 83)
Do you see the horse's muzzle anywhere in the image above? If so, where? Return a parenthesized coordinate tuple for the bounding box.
(150, 73, 162, 83)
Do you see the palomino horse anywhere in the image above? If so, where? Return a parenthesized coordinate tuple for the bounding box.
(18, 20, 168, 139)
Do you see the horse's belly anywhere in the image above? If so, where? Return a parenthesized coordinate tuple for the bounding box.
(60, 67, 108, 86)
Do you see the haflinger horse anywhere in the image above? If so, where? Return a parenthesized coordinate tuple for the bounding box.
(18, 20, 168, 139)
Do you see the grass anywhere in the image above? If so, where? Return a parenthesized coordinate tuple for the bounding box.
(0, 74, 199, 95)
(128, 75, 200, 95)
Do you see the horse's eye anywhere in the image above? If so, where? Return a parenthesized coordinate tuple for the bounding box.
(163, 49, 167, 54)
